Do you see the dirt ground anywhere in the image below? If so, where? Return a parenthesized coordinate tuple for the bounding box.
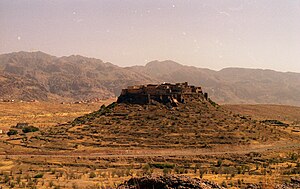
(0, 102, 299, 188)
(0, 98, 116, 130)
(223, 104, 300, 124)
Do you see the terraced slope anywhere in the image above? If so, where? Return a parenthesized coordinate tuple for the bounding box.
(23, 95, 297, 152)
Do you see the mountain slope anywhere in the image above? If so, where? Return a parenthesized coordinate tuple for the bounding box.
(0, 51, 156, 101)
(1, 51, 300, 105)
(218, 68, 300, 105)
(128, 61, 300, 106)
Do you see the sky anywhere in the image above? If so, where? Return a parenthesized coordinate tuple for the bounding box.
(1, 0, 300, 72)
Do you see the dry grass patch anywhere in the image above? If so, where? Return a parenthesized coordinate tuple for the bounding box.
(0, 99, 115, 130)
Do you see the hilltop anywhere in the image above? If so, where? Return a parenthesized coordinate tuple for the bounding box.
(17, 83, 297, 152)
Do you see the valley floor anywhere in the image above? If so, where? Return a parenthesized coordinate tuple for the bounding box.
(0, 102, 300, 188)
(0, 99, 116, 130)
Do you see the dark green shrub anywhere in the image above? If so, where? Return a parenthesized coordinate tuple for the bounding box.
(217, 159, 223, 167)
(149, 163, 175, 169)
(33, 173, 43, 178)
(7, 129, 18, 136)
(221, 181, 227, 187)
(22, 126, 39, 133)
(89, 172, 96, 178)
(163, 168, 171, 176)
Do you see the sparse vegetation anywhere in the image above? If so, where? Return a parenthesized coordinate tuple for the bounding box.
(0, 97, 299, 188)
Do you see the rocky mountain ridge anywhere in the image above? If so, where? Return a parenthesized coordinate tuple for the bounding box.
(0, 51, 156, 102)
(127, 60, 300, 106)
(1, 51, 300, 105)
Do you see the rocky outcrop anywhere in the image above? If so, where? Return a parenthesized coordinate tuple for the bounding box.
(276, 177, 300, 189)
(245, 177, 300, 189)
(118, 175, 300, 189)
(117, 175, 224, 189)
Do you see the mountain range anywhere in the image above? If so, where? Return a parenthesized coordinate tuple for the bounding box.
(1, 51, 300, 106)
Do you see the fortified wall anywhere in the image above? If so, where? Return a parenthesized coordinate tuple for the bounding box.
(117, 82, 208, 106)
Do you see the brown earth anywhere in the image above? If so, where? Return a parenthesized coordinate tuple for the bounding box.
(18, 94, 298, 153)
(223, 104, 300, 125)
(0, 98, 300, 188)
(0, 98, 115, 130)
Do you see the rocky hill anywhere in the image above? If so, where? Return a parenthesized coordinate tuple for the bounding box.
(24, 83, 297, 151)
(1, 51, 300, 105)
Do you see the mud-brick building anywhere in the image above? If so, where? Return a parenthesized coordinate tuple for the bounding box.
(117, 82, 206, 106)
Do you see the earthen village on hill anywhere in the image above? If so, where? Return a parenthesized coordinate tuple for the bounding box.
(117, 82, 208, 107)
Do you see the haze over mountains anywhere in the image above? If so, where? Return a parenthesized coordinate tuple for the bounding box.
(1, 51, 300, 106)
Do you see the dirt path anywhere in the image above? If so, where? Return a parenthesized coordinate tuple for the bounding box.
(1, 141, 299, 159)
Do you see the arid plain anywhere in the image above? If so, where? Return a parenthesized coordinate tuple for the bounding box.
(2, 0, 300, 188)
(1, 96, 300, 188)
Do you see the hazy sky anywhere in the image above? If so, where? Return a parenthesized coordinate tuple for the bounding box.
(1, 0, 300, 72)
